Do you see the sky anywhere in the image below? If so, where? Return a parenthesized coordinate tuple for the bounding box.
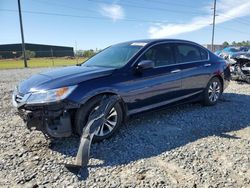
(0, 0, 250, 50)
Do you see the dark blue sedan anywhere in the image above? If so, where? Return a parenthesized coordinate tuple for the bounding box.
(12, 39, 231, 141)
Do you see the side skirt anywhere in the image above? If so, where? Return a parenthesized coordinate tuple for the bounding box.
(127, 90, 203, 116)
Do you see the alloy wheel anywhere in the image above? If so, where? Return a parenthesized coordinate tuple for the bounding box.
(208, 81, 221, 102)
(94, 107, 118, 136)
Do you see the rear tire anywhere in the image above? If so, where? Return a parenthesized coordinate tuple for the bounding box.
(203, 77, 222, 106)
(74, 95, 123, 142)
(246, 77, 250, 84)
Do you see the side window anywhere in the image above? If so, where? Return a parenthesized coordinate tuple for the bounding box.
(139, 44, 175, 67)
(176, 44, 202, 63)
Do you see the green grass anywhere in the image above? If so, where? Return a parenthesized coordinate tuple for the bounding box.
(0, 57, 87, 69)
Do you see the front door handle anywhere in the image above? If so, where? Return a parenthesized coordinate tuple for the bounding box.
(171, 69, 181, 73)
(204, 63, 211, 67)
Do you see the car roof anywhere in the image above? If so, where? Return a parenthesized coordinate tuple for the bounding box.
(116, 39, 201, 46)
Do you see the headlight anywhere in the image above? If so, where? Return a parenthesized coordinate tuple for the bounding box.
(26, 85, 77, 104)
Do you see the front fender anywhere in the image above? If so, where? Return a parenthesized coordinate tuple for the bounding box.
(74, 88, 128, 121)
(78, 87, 121, 104)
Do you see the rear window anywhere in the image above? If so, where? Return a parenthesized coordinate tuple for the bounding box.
(200, 48, 208, 60)
(176, 43, 208, 63)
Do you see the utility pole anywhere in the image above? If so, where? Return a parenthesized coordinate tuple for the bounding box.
(18, 0, 28, 68)
(211, 0, 217, 52)
(51, 48, 54, 66)
(75, 41, 79, 64)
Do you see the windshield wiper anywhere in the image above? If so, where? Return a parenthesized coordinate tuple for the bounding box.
(83, 65, 116, 68)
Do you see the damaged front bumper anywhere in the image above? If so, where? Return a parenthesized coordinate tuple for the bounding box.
(13, 93, 79, 138)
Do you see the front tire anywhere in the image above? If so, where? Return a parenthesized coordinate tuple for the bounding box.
(74, 95, 123, 142)
(203, 77, 222, 106)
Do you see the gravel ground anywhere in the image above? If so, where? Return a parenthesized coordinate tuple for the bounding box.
(0, 68, 250, 188)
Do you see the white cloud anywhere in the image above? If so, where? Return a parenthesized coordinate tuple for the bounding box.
(100, 4, 124, 22)
(148, 0, 250, 38)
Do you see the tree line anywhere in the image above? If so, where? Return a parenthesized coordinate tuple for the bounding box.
(75, 49, 100, 58)
(222, 40, 250, 47)
(17, 49, 99, 60)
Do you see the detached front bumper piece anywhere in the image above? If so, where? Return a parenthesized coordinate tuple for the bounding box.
(14, 99, 79, 138)
(64, 95, 119, 173)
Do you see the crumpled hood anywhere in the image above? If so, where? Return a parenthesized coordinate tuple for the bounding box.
(229, 52, 246, 58)
(18, 65, 115, 94)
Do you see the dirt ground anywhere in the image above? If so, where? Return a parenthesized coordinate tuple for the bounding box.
(0, 68, 249, 187)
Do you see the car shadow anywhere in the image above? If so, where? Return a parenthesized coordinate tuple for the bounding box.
(50, 92, 250, 179)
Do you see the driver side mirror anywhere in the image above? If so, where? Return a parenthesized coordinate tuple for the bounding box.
(136, 60, 155, 71)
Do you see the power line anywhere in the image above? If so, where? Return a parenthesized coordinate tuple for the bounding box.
(2, 9, 250, 37)
(5, 8, 250, 36)
(216, 25, 250, 35)
(142, 0, 199, 8)
(33, 0, 211, 25)
(89, 0, 250, 27)
(218, 14, 250, 26)
(88, 0, 209, 16)
(239, 16, 250, 23)
(26, 0, 250, 28)
(35, 0, 95, 13)
(0, 8, 209, 25)
(116, 0, 200, 9)
(35, 0, 206, 16)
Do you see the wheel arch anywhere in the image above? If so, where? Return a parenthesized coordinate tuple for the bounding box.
(79, 91, 128, 122)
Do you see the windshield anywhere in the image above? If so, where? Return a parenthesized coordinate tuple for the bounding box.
(82, 42, 146, 68)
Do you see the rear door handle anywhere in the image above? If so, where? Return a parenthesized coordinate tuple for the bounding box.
(171, 69, 181, 73)
(204, 63, 211, 67)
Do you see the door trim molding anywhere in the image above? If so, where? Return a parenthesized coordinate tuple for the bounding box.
(128, 90, 203, 115)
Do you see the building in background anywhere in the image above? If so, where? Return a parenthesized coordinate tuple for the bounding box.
(0, 43, 74, 59)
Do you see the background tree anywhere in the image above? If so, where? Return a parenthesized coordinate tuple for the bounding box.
(75, 49, 96, 58)
(230, 41, 250, 46)
(222, 41, 229, 47)
(83, 49, 95, 58)
(20, 50, 36, 60)
(232, 41, 237, 46)
(75, 50, 84, 57)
